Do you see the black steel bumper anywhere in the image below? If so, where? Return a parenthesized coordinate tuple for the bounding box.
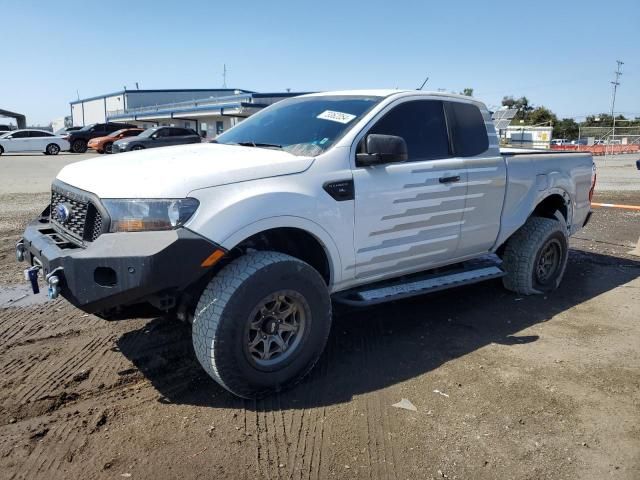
(20, 218, 221, 314)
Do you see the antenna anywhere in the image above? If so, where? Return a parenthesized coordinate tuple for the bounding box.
(417, 76, 430, 90)
(222, 64, 228, 88)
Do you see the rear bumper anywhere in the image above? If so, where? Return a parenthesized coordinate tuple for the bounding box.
(20, 218, 221, 314)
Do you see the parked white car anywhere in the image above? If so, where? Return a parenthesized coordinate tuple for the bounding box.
(0, 129, 70, 155)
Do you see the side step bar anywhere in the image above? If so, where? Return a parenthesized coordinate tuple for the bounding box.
(333, 256, 505, 306)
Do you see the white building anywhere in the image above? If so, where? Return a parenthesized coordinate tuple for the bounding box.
(506, 126, 553, 149)
(70, 88, 308, 138)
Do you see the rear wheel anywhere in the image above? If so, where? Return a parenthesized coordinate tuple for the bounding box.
(104, 142, 114, 154)
(71, 139, 87, 153)
(45, 143, 60, 155)
(192, 251, 332, 398)
(502, 216, 569, 295)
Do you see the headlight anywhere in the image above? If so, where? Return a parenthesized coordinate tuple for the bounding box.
(103, 198, 199, 232)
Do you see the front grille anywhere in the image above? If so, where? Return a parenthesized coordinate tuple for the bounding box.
(50, 186, 104, 243)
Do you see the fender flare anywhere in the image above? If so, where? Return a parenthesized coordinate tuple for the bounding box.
(535, 187, 573, 226)
(220, 215, 344, 288)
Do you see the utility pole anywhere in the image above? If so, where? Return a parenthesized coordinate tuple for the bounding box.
(609, 60, 624, 152)
(222, 64, 228, 88)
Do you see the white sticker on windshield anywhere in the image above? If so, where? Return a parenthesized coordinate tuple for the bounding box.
(317, 110, 357, 124)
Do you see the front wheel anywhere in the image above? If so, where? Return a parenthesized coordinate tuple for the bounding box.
(71, 139, 87, 153)
(501, 216, 569, 295)
(192, 251, 332, 398)
(104, 142, 114, 154)
(45, 143, 60, 155)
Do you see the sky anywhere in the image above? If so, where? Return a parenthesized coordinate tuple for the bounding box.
(1, 0, 638, 126)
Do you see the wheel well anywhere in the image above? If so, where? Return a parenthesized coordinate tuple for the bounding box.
(496, 193, 569, 258)
(533, 194, 568, 223)
(233, 228, 331, 285)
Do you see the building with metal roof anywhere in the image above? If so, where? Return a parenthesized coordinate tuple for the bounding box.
(70, 88, 309, 138)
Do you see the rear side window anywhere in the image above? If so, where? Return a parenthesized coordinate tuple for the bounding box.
(29, 131, 53, 137)
(367, 100, 450, 161)
(11, 131, 29, 138)
(444, 102, 489, 157)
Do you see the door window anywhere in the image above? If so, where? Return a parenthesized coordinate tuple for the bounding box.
(10, 131, 29, 138)
(29, 131, 53, 137)
(364, 100, 451, 161)
(444, 102, 489, 157)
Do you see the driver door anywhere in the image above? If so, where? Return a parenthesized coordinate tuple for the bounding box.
(352, 99, 467, 280)
(6, 131, 32, 152)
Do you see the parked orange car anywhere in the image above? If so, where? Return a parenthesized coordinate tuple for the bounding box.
(88, 128, 143, 154)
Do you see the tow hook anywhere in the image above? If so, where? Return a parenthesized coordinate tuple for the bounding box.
(46, 267, 64, 300)
(15, 240, 25, 262)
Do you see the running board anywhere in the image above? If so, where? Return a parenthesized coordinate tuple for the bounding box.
(333, 256, 505, 306)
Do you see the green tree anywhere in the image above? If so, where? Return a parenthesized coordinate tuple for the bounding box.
(553, 118, 579, 140)
(526, 106, 557, 126)
(461, 88, 474, 97)
(503, 95, 534, 122)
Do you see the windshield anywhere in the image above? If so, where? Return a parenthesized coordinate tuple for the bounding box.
(0, 132, 10, 139)
(109, 129, 128, 138)
(216, 95, 382, 156)
(138, 128, 158, 138)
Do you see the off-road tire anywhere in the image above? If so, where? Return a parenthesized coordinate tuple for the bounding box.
(71, 139, 87, 153)
(192, 251, 332, 398)
(502, 216, 568, 295)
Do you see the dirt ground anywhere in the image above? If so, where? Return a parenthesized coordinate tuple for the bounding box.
(0, 173, 639, 478)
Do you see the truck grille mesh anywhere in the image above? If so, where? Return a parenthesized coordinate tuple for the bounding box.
(50, 187, 104, 243)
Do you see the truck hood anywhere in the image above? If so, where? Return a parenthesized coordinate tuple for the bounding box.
(56, 143, 314, 198)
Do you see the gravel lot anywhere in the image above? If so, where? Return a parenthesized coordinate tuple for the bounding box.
(0, 152, 638, 479)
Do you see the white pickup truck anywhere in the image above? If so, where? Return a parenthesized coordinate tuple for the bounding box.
(17, 90, 595, 398)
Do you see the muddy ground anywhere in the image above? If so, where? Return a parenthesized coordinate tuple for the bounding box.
(0, 186, 639, 479)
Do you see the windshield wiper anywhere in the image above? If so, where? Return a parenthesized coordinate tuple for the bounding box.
(235, 141, 283, 149)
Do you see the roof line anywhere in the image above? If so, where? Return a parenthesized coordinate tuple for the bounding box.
(70, 88, 255, 104)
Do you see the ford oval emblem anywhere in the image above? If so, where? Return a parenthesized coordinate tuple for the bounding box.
(56, 203, 71, 223)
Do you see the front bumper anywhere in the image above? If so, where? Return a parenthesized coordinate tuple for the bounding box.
(20, 217, 221, 315)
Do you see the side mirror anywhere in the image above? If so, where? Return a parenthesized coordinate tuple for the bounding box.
(356, 134, 408, 166)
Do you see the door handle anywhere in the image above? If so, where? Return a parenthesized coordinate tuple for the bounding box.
(439, 175, 461, 184)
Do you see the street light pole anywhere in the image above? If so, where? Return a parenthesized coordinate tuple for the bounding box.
(609, 60, 624, 155)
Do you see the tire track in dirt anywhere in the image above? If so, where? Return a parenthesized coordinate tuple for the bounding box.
(17, 334, 112, 403)
(361, 317, 401, 480)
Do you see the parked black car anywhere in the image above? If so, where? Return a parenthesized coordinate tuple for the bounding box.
(54, 126, 82, 135)
(112, 126, 201, 153)
(66, 122, 137, 153)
